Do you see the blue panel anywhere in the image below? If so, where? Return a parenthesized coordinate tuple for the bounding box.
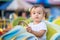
(0, 0, 13, 10)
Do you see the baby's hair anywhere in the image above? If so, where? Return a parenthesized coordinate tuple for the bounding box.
(30, 5, 47, 18)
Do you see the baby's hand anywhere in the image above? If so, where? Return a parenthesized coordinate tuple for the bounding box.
(26, 26, 32, 33)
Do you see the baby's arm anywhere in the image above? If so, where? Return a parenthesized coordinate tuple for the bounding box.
(31, 30, 46, 37)
(26, 26, 46, 37)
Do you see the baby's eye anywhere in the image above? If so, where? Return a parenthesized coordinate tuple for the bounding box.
(38, 13, 41, 14)
(33, 13, 35, 14)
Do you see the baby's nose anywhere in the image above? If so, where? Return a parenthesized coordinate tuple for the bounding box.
(35, 13, 38, 15)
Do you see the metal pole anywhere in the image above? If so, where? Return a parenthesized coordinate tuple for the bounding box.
(1, 10, 4, 19)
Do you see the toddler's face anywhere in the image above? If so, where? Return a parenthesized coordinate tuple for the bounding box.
(30, 7, 44, 22)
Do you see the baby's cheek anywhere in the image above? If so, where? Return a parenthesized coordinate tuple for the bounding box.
(39, 15, 43, 18)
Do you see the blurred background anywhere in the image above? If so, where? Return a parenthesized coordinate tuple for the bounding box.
(0, 0, 60, 35)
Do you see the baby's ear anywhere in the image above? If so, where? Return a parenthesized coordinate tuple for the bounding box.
(42, 15, 44, 19)
(45, 12, 48, 19)
(43, 12, 46, 20)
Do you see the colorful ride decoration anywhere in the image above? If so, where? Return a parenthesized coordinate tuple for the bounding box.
(0, 28, 3, 36)
(9, 13, 18, 22)
(0, 26, 38, 40)
(52, 17, 60, 26)
(45, 21, 60, 40)
(48, 7, 60, 22)
(12, 17, 31, 28)
(12, 17, 26, 27)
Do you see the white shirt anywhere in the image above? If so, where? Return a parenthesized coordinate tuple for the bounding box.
(28, 21, 47, 40)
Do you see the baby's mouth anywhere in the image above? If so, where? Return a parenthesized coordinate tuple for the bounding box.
(35, 17, 39, 19)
